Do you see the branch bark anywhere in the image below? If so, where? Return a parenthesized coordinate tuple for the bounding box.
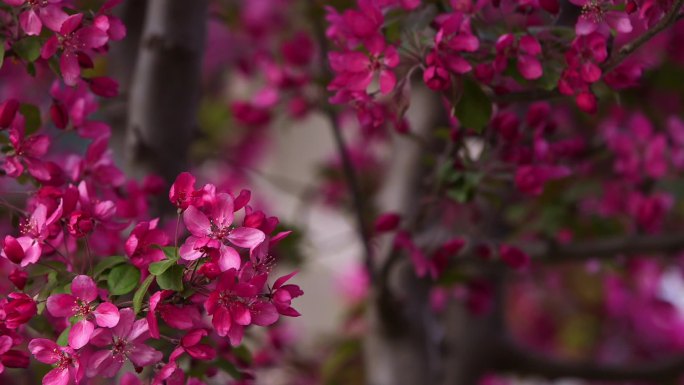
(126, 0, 208, 183)
(602, 0, 684, 74)
(498, 339, 684, 382)
(528, 233, 684, 262)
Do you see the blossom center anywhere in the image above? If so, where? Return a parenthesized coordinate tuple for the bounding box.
(112, 337, 130, 362)
(74, 300, 94, 317)
(581, 0, 607, 23)
(55, 349, 73, 370)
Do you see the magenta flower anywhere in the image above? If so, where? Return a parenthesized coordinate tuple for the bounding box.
(40, 14, 109, 86)
(570, 0, 632, 35)
(1, 235, 41, 266)
(3, 123, 52, 181)
(46, 275, 120, 349)
(565, 32, 608, 84)
(1, 201, 62, 266)
(169, 172, 200, 210)
(0, 334, 29, 373)
(271, 271, 303, 317)
(205, 268, 279, 345)
(2, 292, 37, 329)
(515, 165, 570, 196)
(28, 339, 83, 385)
(374, 212, 401, 233)
(498, 244, 531, 270)
(125, 219, 169, 271)
(3, 0, 68, 36)
(495, 34, 543, 80)
(328, 44, 400, 97)
(88, 308, 162, 378)
(180, 193, 265, 271)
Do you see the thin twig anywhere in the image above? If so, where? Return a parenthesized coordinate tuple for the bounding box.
(602, 0, 684, 74)
(308, 0, 375, 279)
(498, 338, 684, 381)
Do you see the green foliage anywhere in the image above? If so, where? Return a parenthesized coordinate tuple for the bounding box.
(149, 259, 177, 276)
(12, 36, 41, 62)
(107, 264, 141, 295)
(156, 264, 184, 291)
(93, 255, 128, 279)
(452, 78, 492, 133)
(20, 104, 42, 134)
(133, 274, 156, 314)
(56, 326, 72, 346)
(214, 358, 243, 379)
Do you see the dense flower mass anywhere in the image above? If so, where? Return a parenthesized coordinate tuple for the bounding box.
(0, 0, 683, 384)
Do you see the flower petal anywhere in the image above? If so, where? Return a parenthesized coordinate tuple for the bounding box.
(46, 294, 77, 318)
(71, 275, 97, 303)
(94, 302, 120, 328)
(69, 319, 95, 349)
(227, 227, 265, 249)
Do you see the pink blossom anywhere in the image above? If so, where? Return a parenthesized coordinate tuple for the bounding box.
(374, 212, 401, 233)
(570, 0, 632, 35)
(499, 244, 531, 270)
(2, 293, 37, 328)
(29, 338, 83, 385)
(271, 271, 303, 317)
(40, 14, 109, 86)
(125, 219, 169, 271)
(205, 268, 279, 345)
(514, 165, 570, 196)
(169, 172, 199, 210)
(328, 44, 399, 97)
(179, 193, 265, 271)
(47, 275, 120, 349)
(0, 335, 29, 373)
(495, 34, 543, 80)
(88, 308, 162, 378)
(3, 0, 68, 36)
(3, 121, 52, 181)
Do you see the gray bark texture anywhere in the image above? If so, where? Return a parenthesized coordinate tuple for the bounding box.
(126, 0, 208, 183)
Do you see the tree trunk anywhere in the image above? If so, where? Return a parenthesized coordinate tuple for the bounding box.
(126, 0, 208, 183)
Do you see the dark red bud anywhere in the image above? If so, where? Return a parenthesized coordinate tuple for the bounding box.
(625, 0, 637, 14)
(0, 99, 19, 128)
(9, 268, 28, 290)
(89, 77, 119, 98)
(539, 0, 559, 14)
(50, 101, 68, 129)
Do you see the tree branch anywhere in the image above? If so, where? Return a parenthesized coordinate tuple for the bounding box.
(602, 0, 684, 74)
(498, 339, 684, 382)
(493, 1, 684, 105)
(126, 0, 208, 184)
(490, 88, 563, 104)
(528, 233, 684, 262)
(309, 0, 374, 279)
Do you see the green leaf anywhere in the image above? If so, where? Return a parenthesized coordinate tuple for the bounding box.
(12, 36, 41, 62)
(93, 256, 128, 278)
(161, 246, 179, 261)
(0, 40, 5, 69)
(20, 104, 41, 134)
(149, 259, 176, 276)
(28, 261, 67, 277)
(452, 78, 492, 133)
(156, 265, 183, 291)
(133, 274, 155, 314)
(214, 359, 243, 380)
(233, 345, 253, 365)
(107, 264, 140, 295)
(56, 326, 71, 346)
